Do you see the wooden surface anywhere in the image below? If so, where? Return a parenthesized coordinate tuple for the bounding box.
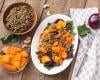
(0, 0, 100, 80)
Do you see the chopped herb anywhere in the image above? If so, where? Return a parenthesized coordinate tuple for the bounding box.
(44, 64, 54, 70)
(40, 60, 43, 63)
(78, 24, 91, 37)
(67, 21, 76, 35)
(48, 23, 52, 26)
(67, 21, 73, 26)
(0, 34, 20, 44)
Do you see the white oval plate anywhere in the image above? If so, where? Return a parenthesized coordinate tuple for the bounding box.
(31, 14, 78, 75)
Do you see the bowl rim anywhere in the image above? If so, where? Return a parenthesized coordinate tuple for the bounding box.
(3, 2, 37, 35)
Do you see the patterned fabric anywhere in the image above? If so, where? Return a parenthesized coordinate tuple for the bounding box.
(70, 8, 99, 80)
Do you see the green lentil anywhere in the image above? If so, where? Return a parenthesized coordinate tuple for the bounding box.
(6, 5, 34, 33)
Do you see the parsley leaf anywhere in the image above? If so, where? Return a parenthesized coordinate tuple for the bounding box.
(67, 21, 76, 35)
(78, 24, 91, 37)
(0, 34, 21, 44)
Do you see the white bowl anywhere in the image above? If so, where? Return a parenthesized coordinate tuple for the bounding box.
(31, 14, 78, 75)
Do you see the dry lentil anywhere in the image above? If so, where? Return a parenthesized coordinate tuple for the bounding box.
(6, 5, 34, 33)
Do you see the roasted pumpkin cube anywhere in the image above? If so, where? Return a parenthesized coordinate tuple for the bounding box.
(60, 51, 67, 59)
(56, 20, 66, 29)
(65, 32, 70, 37)
(48, 27, 56, 32)
(41, 55, 50, 64)
(38, 47, 47, 53)
(54, 56, 62, 64)
(60, 47, 66, 51)
(52, 46, 60, 53)
(66, 37, 72, 44)
(43, 29, 49, 35)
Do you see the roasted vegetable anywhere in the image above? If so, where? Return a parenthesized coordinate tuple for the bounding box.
(38, 47, 47, 53)
(54, 56, 62, 65)
(52, 46, 60, 53)
(56, 20, 66, 29)
(41, 55, 51, 64)
(60, 51, 67, 59)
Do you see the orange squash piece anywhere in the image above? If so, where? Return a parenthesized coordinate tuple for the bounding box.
(60, 47, 66, 52)
(12, 60, 21, 69)
(2, 46, 22, 55)
(43, 29, 49, 36)
(41, 55, 50, 64)
(65, 32, 70, 37)
(11, 47, 22, 52)
(20, 51, 28, 58)
(38, 47, 47, 53)
(54, 56, 62, 64)
(66, 37, 72, 44)
(14, 54, 22, 61)
(56, 20, 66, 29)
(2, 55, 11, 63)
(52, 46, 60, 53)
(3, 63, 17, 72)
(9, 46, 22, 55)
(1, 46, 28, 72)
(20, 57, 27, 68)
(60, 51, 67, 59)
(8, 49, 17, 55)
(0, 55, 3, 64)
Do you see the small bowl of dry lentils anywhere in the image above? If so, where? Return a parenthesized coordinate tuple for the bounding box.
(3, 2, 37, 35)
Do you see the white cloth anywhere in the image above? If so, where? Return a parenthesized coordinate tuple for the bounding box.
(70, 8, 100, 80)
